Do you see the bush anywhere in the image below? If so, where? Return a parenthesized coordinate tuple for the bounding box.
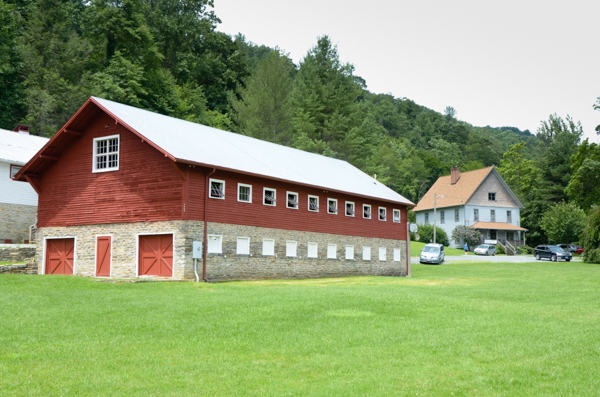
(582, 207, 600, 263)
(584, 248, 600, 264)
(496, 245, 505, 255)
(416, 224, 449, 246)
(451, 225, 483, 249)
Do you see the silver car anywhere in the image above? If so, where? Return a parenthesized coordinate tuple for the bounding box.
(474, 244, 496, 256)
(420, 243, 445, 264)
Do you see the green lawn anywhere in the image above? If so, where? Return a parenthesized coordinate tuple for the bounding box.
(2, 262, 600, 396)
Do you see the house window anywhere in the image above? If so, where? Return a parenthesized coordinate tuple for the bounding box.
(379, 247, 386, 261)
(328, 198, 337, 214)
(287, 192, 299, 209)
(345, 245, 354, 260)
(236, 237, 250, 255)
(207, 235, 222, 254)
(393, 209, 401, 223)
(263, 188, 276, 206)
(308, 195, 319, 212)
(327, 244, 337, 259)
(490, 230, 497, 239)
(393, 248, 401, 262)
(507, 210, 512, 223)
(488, 192, 496, 201)
(425, 212, 429, 224)
(286, 241, 297, 257)
(93, 135, 120, 172)
(345, 201, 355, 217)
(455, 209, 459, 222)
(491, 209, 496, 222)
(440, 210, 445, 224)
(10, 165, 22, 179)
(307, 242, 318, 258)
(474, 209, 479, 222)
(238, 184, 252, 203)
(262, 239, 275, 256)
(379, 207, 387, 221)
(209, 179, 225, 199)
(363, 246, 371, 261)
(363, 204, 372, 219)
(507, 231, 514, 240)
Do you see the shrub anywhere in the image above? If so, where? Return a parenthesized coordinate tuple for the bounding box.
(582, 207, 600, 263)
(584, 249, 600, 264)
(496, 245, 505, 255)
(416, 224, 449, 246)
(451, 225, 483, 249)
(519, 245, 534, 255)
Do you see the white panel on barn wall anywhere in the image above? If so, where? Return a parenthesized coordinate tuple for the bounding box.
(393, 248, 401, 262)
(307, 242, 318, 258)
(327, 244, 337, 259)
(262, 239, 274, 256)
(286, 241, 297, 257)
(345, 245, 354, 260)
(236, 237, 250, 255)
(207, 235, 222, 253)
(363, 246, 371, 260)
(379, 247, 386, 261)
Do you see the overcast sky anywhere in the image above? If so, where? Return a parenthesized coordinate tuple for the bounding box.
(213, 0, 599, 143)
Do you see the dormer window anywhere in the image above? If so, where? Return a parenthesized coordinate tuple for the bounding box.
(263, 188, 276, 206)
(488, 192, 496, 201)
(93, 135, 119, 172)
(209, 179, 225, 199)
(345, 201, 355, 217)
(379, 207, 387, 221)
(308, 195, 319, 212)
(363, 204, 371, 219)
(327, 198, 337, 214)
(287, 192, 299, 209)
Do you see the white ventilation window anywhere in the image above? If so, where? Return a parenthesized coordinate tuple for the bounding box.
(236, 237, 250, 255)
(327, 244, 337, 259)
(307, 242, 318, 258)
(263, 188, 276, 206)
(379, 247, 386, 261)
(345, 201, 355, 217)
(207, 235, 222, 254)
(363, 204, 371, 219)
(393, 209, 401, 223)
(393, 248, 401, 262)
(345, 245, 354, 260)
(287, 191, 299, 209)
(10, 165, 22, 179)
(93, 135, 120, 172)
(286, 241, 297, 257)
(209, 179, 225, 199)
(379, 207, 387, 221)
(308, 195, 319, 212)
(328, 198, 337, 214)
(238, 183, 252, 203)
(262, 239, 275, 256)
(363, 246, 371, 261)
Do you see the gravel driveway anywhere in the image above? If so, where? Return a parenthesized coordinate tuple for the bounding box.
(411, 255, 583, 264)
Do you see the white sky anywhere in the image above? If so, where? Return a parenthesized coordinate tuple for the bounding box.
(213, 0, 600, 143)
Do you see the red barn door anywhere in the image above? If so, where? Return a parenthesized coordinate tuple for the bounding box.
(96, 236, 111, 277)
(45, 238, 75, 275)
(139, 234, 173, 277)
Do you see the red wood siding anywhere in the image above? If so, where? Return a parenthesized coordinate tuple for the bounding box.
(37, 113, 184, 227)
(96, 236, 111, 277)
(139, 234, 173, 277)
(45, 238, 74, 275)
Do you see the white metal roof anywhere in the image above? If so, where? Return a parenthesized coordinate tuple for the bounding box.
(93, 97, 414, 205)
(0, 128, 49, 165)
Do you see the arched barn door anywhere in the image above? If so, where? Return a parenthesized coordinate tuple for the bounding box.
(45, 238, 75, 275)
(139, 234, 173, 277)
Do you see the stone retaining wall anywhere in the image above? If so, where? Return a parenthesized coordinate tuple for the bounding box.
(0, 262, 38, 274)
(0, 246, 36, 262)
(0, 202, 37, 243)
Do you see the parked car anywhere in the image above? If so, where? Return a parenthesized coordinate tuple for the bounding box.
(534, 245, 572, 262)
(576, 246, 584, 255)
(420, 243, 445, 264)
(474, 244, 496, 256)
(557, 244, 578, 253)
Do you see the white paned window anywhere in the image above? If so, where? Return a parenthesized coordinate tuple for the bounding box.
(209, 179, 225, 199)
(507, 210, 512, 223)
(238, 184, 252, 203)
(379, 207, 387, 221)
(307, 242, 318, 258)
(327, 244, 337, 259)
(328, 199, 337, 214)
(491, 209, 496, 222)
(488, 192, 496, 201)
(393, 248, 401, 262)
(207, 235, 222, 254)
(345, 245, 354, 260)
(474, 209, 479, 222)
(286, 241, 297, 257)
(440, 210, 445, 224)
(379, 247, 386, 261)
(455, 208, 459, 222)
(363, 246, 371, 261)
(236, 237, 250, 255)
(308, 195, 319, 212)
(262, 239, 274, 256)
(10, 165, 22, 179)
(263, 188, 276, 206)
(425, 213, 429, 224)
(393, 209, 401, 223)
(93, 135, 119, 172)
(363, 204, 371, 219)
(287, 192, 299, 209)
(345, 201, 355, 217)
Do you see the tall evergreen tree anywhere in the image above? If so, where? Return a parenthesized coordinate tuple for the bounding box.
(0, 1, 25, 129)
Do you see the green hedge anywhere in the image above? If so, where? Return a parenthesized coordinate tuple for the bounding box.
(415, 224, 449, 246)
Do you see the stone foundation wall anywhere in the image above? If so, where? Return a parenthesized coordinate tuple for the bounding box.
(37, 221, 408, 281)
(0, 246, 36, 262)
(0, 262, 38, 274)
(0, 202, 37, 243)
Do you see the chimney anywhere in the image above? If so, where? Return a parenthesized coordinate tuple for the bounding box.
(13, 124, 30, 135)
(451, 166, 460, 185)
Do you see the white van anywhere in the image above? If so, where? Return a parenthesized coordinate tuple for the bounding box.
(419, 243, 445, 264)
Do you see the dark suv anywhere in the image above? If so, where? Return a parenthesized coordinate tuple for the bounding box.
(534, 245, 572, 262)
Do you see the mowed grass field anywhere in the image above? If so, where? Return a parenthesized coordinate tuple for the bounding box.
(1, 261, 599, 396)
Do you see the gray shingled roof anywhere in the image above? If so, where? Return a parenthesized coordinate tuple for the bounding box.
(0, 128, 49, 165)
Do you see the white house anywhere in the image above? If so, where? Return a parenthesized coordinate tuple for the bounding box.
(0, 125, 49, 243)
(413, 166, 526, 248)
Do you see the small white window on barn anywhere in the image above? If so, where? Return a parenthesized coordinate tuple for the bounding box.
(238, 183, 252, 203)
(286, 241, 297, 257)
(345, 245, 354, 260)
(308, 195, 319, 212)
(10, 165, 22, 179)
(393, 209, 401, 223)
(379, 207, 387, 221)
(363, 246, 371, 261)
(328, 198, 337, 214)
(393, 248, 401, 262)
(93, 135, 120, 173)
(287, 191, 299, 209)
(363, 204, 372, 219)
(209, 179, 225, 199)
(207, 235, 222, 254)
(379, 247, 386, 261)
(262, 239, 275, 256)
(236, 237, 250, 255)
(327, 244, 337, 259)
(263, 188, 276, 206)
(345, 201, 355, 217)
(307, 242, 318, 258)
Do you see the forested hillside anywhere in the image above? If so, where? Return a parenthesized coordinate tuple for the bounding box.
(1, 0, 599, 250)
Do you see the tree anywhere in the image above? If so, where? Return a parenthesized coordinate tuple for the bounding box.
(0, 2, 25, 129)
(497, 142, 539, 203)
(416, 224, 449, 246)
(582, 207, 600, 263)
(540, 202, 587, 244)
(566, 139, 600, 211)
(451, 226, 483, 249)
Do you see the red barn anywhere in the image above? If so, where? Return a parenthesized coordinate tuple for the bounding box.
(16, 97, 415, 280)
